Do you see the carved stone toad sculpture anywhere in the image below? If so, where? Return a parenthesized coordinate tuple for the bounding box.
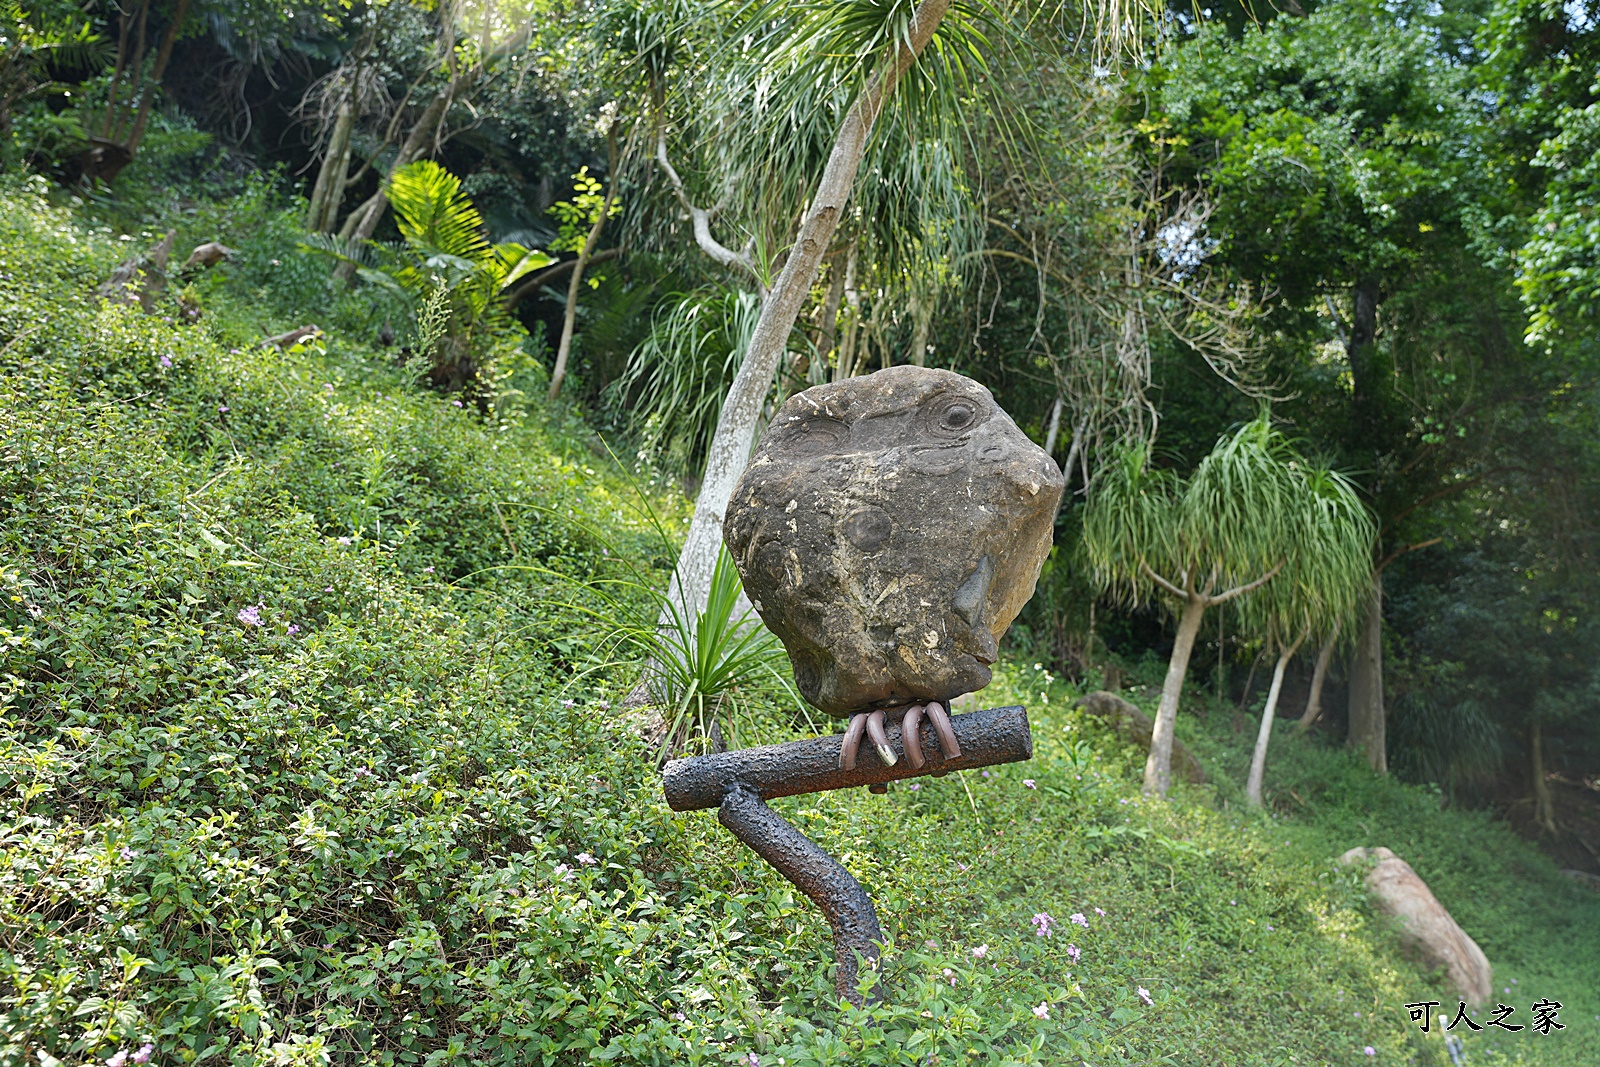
(724, 366, 1064, 770)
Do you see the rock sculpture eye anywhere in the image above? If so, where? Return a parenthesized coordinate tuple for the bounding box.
(925, 393, 988, 439)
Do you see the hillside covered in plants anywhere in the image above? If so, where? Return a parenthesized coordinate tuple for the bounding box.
(3, 0, 1600, 1063)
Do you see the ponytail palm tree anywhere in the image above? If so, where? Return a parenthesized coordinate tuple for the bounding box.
(1242, 461, 1375, 807)
(1082, 415, 1300, 797)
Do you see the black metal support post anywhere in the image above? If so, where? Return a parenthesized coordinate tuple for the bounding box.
(719, 782, 885, 1005)
(663, 705, 1033, 1007)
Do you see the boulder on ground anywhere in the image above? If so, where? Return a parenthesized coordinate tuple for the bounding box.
(181, 241, 238, 273)
(1338, 846, 1492, 1007)
(1562, 868, 1600, 892)
(725, 366, 1063, 717)
(1073, 690, 1206, 783)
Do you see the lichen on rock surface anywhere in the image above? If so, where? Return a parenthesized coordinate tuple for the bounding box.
(724, 366, 1064, 717)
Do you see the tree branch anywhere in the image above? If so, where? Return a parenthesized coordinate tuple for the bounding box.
(502, 247, 622, 310)
(1208, 561, 1284, 605)
(655, 130, 761, 286)
(1140, 560, 1190, 602)
(1375, 537, 1442, 575)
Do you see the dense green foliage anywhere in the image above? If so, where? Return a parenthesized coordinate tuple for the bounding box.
(2, 0, 1599, 1060)
(4, 181, 1598, 1066)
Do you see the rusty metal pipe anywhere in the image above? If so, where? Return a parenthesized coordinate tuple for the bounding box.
(663, 705, 1032, 812)
(718, 781, 884, 1006)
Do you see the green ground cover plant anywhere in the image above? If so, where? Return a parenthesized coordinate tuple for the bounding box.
(2, 181, 1596, 1066)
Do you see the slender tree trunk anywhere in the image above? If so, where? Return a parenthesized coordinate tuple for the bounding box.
(100, 1, 137, 138)
(1299, 622, 1338, 729)
(125, 0, 190, 153)
(661, 0, 952, 625)
(333, 72, 467, 281)
(810, 252, 848, 377)
(1043, 395, 1064, 456)
(1059, 413, 1086, 493)
(834, 244, 862, 381)
(1247, 635, 1303, 807)
(908, 292, 932, 366)
(1144, 594, 1207, 798)
(1531, 720, 1556, 834)
(307, 89, 357, 232)
(109, 0, 151, 142)
(1347, 574, 1387, 773)
(1348, 275, 1381, 429)
(548, 131, 619, 401)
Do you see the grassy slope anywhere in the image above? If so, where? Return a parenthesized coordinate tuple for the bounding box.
(1, 182, 1595, 1066)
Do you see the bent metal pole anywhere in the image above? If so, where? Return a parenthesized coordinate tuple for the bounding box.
(662, 705, 1033, 1005)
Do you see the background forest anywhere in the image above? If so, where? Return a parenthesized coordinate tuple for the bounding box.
(2, 0, 1599, 1063)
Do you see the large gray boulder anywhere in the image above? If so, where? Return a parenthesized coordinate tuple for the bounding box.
(724, 366, 1063, 717)
(1339, 846, 1493, 1007)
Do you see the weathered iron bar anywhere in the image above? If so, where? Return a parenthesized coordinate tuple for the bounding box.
(662, 705, 1034, 1006)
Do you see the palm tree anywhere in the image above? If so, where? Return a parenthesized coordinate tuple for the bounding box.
(1082, 415, 1303, 797)
(1241, 461, 1375, 808)
(650, 0, 988, 628)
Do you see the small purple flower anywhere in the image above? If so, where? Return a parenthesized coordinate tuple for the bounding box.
(1032, 912, 1055, 937)
(746, 1054, 759, 1067)
(218, 405, 228, 413)
(337, 536, 352, 546)
(325, 383, 335, 391)
(237, 604, 263, 627)
(1364, 1047, 1376, 1057)
(132, 1045, 153, 1065)
(596, 701, 611, 711)
(324, 586, 334, 592)
(1032, 1002, 1050, 1020)
(453, 400, 464, 408)
(1066, 943, 1080, 962)
(672, 1012, 685, 1021)
(1137, 986, 1153, 1006)
(576, 852, 597, 866)
(956, 862, 969, 872)
(943, 967, 956, 986)
(909, 782, 921, 791)
(554, 863, 574, 882)
(1119, 798, 1128, 805)
(120, 846, 137, 860)
(561, 699, 576, 708)
(423, 566, 434, 573)
(1069, 912, 1089, 928)
(1094, 907, 1106, 916)
(159, 353, 173, 368)
(924, 939, 938, 949)
(971, 944, 988, 958)
(106, 1050, 129, 1067)
(981, 770, 990, 778)
(1023, 779, 1036, 789)
(285, 624, 300, 635)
